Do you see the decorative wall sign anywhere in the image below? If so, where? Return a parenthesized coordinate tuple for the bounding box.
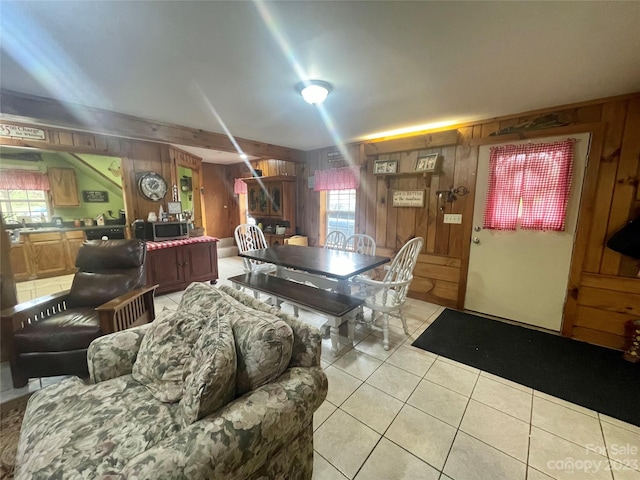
(374, 159, 398, 174)
(82, 190, 109, 203)
(392, 190, 425, 207)
(416, 153, 440, 172)
(0, 123, 46, 141)
(327, 150, 344, 163)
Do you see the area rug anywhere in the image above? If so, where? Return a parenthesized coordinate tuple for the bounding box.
(412, 309, 640, 427)
(0, 395, 30, 480)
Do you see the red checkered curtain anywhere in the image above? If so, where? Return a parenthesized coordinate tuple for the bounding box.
(233, 178, 247, 195)
(521, 140, 574, 231)
(483, 147, 526, 230)
(0, 170, 50, 190)
(484, 139, 574, 231)
(314, 166, 360, 191)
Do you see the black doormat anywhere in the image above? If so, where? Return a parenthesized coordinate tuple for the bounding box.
(412, 309, 640, 427)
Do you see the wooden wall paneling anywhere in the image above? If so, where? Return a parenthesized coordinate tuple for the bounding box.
(425, 170, 439, 254)
(395, 158, 418, 247)
(374, 174, 388, 247)
(571, 327, 627, 350)
(57, 131, 74, 146)
(480, 122, 500, 138)
(202, 163, 234, 238)
(600, 97, 640, 275)
(451, 127, 477, 308)
(574, 305, 634, 337)
(413, 165, 429, 254)
(578, 286, 640, 317)
(1, 90, 305, 162)
(357, 148, 372, 238)
(381, 155, 399, 249)
(582, 101, 628, 273)
(363, 129, 458, 156)
(295, 161, 308, 238)
(72, 133, 96, 149)
(561, 125, 606, 336)
(434, 146, 456, 255)
(496, 117, 520, 133)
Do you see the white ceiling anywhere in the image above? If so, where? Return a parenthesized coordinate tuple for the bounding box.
(1, 1, 639, 164)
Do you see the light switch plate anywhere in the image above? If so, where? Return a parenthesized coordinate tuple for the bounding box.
(444, 213, 462, 224)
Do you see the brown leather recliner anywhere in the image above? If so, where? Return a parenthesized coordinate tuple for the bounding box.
(1, 239, 157, 388)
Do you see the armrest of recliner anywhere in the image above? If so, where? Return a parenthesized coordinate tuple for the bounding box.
(86, 323, 152, 384)
(96, 284, 158, 334)
(121, 366, 328, 479)
(1, 290, 71, 330)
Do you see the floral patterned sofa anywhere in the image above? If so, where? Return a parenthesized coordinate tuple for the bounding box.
(15, 284, 328, 479)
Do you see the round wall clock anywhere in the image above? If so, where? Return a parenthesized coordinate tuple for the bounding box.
(138, 172, 168, 201)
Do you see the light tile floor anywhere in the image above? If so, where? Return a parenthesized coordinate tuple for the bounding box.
(2, 256, 639, 480)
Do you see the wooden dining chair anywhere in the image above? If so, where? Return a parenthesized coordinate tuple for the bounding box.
(344, 234, 376, 256)
(351, 237, 424, 350)
(234, 224, 277, 274)
(324, 231, 347, 250)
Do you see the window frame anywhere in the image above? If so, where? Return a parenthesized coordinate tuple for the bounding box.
(321, 188, 356, 245)
(0, 188, 53, 224)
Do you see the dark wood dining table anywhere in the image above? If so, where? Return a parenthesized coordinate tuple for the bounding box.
(238, 244, 390, 294)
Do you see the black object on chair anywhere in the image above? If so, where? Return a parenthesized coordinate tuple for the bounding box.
(1, 239, 157, 388)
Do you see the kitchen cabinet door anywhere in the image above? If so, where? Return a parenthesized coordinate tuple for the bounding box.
(49, 168, 80, 207)
(10, 243, 31, 281)
(64, 230, 86, 269)
(29, 232, 68, 278)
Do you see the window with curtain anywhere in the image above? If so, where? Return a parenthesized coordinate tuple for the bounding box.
(1, 190, 51, 223)
(0, 170, 51, 223)
(483, 139, 574, 231)
(326, 189, 356, 238)
(314, 166, 360, 239)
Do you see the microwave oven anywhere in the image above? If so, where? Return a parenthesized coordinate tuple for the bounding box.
(133, 221, 189, 241)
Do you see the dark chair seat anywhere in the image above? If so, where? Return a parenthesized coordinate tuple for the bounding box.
(2, 239, 158, 388)
(14, 308, 100, 353)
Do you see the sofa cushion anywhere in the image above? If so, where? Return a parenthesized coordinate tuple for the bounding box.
(179, 312, 237, 426)
(219, 285, 323, 369)
(132, 308, 209, 403)
(179, 283, 293, 396)
(16, 375, 181, 478)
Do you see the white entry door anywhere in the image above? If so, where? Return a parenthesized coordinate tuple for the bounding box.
(464, 133, 590, 331)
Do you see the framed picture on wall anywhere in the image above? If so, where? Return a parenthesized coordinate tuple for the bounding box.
(415, 153, 440, 172)
(167, 201, 183, 214)
(374, 159, 398, 175)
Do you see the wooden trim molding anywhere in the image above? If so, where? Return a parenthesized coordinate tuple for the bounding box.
(0, 89, 305, 163)
(363, 129, 458, 155)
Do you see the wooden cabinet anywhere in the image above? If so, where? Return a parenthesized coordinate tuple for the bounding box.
(48, 168, 80, 207)
(28, 232, 68, 278)
(146, 240, 219, 295)
(9, 243, 30, 282)
(12, 229, 87, 280)
(243, 176, 296, 235)
(64, 230, 86, 267)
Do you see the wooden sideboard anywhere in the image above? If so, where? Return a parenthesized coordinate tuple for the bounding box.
(145, 237, 218, 295)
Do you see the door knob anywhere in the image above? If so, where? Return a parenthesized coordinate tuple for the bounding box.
(472, 237, 480, 244)
(474, 226, 482, 232)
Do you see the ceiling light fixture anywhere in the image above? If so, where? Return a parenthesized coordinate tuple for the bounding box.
(296, 80, 332, 105)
